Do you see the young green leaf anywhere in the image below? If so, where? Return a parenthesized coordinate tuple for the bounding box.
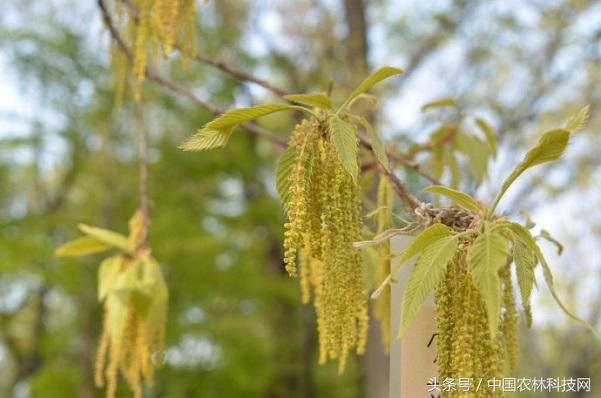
(537, 252, 596, 333)
(372, 224, 451, 298)
(180, 104, 293, 151)
(98, 256, 122, 301)
(491, 129, 571, 213)
(349, 115, 389, 170)
(399, 235, 458, 336)
(565, 105, 590, 132)
(348, 93, 378, 109)
(392, 224, 451, 269)
(275, 146, 297, 207)
(328, 115, 358, 181)
(423, 185, 481, 213)
(55, 236, 111, 257)
(507, 222, 596, 333)
(475, 118, 497, 157)
(467, 228, 509, 337)
(539, 229, 564, 255)
(455, 133, 489, 184)
(284, 94, 333, 109)
(421, 97, 458, 112)
(448, 151, 461, 188)
(512, 239, 537, 322)
(78, 224, 129, 251)
(142, 257, 169, 342)
(343, 66, 402, 108)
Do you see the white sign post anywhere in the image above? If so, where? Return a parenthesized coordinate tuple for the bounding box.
(389, 235, 439, 398)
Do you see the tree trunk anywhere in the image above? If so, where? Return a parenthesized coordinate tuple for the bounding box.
(342, 1, 390, 398)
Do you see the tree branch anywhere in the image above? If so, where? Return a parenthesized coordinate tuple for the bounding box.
(97, 0, 286, 148)
(98, 0, 426, 211)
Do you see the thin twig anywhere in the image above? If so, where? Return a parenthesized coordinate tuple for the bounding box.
(185, 50, 290, 97)
(377, 163, 421, 211)
(358, 136, 442, 185)
(135, 104, 150, 245)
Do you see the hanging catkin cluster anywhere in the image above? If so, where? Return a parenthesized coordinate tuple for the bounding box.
(373, 176, 393, 350)
(435, 252, 518, 398)
(109, 0, 197, 101)
(284, 118, 368, 373)
(93, 211, 168, 398)
(55, 210, 168, 398)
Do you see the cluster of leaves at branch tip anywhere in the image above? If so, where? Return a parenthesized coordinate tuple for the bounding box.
(411, 97, 498, 188)
(365, 105, 593, 396)
(56, 210, 168, 398)
(180, 66, 403, 372)
(106, 0, 197, 103)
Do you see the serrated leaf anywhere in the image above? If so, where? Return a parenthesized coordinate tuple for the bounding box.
(467, 228, 509, 337)
(493, 129, 570, 211)
(456, 133, 489, 184)
(98, 256, 122, 301)
(565, 105, 590, 132)
(275, 145, 297, 206)
(328, 115, 358, 181)
(506, 223, 596, 333)
(429, 145, 445, 180)
(349, 93, 378, 109)
(55, 236, 111, 257)
(180, 104, 293, 151)
(421, 97, 458, 112)
(393, 224, 451, 268)
(284, 94, 332, 109)
(179, 128, 232, 151)
(105, 293, 129, 343)
(344, 66, 403, 107)
(423, 185, 481, 213)
(512, 239, 536, 320)
(142, 257, 168, 357)
(350, 115, 389, 170)
(78, 224, 129, 251)
(475, 118, 497, 157)
(399, 235, 458, 336)
(372, 224, 451, 298)
(447, 151, 460, 189)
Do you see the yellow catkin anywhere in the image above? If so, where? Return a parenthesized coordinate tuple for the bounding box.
(374, 176, 393, 351)
(95, 253, 167, 398)
(109, 0, 197, 101)
(128, 210, 146, 250)
(436, 252, 509, 398)
(94, 320, 111, 387)
(132, 0, 150, 101)
(500, 266, 518, 372)
(179, 0, 197, 69)
(284, 119, 368, 372)
(110, 42, 128, 108)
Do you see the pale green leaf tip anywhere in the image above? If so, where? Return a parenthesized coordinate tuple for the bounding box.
(77, 223, 91, 232)
(54, 248, 69, 257)
(381, 66, 403, 74)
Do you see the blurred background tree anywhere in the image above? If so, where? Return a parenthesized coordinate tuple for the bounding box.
(0, 1, 599, 397)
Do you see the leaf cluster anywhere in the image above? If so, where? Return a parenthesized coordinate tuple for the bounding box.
(413, 100, 497, 187)
(390, 114, 595, 337)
